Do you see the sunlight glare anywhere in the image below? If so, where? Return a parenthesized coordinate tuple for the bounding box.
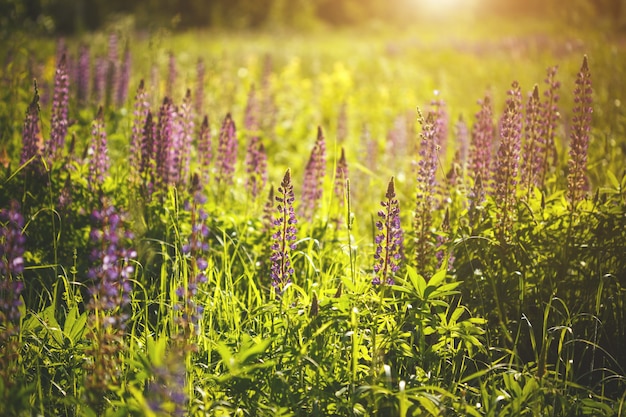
(414, 0, 480, 20)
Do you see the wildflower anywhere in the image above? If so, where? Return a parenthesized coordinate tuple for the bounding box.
(130, 80, 150, 184)
(198, 115, 212, 183)
(333, 147, 349, 205)
(46, 53, 69, 161)
(140, 111, 157, 194)
(107, 32, 119, 106)
(94, 56, 106, 104)
(301, 126, 326, 220)
(155, 97, 176, 189)
(245, 138, 267, 199)
(540, 65, 561, 185)
(177, 89, 195, 186)
(414, 110, 438, 273)
(468, 95, 495, 206)
(491, 81, 523, 242)
(373, 177, 404, 285)
(521, 85, 543, 197)
(20, 82, 43, 171)
(567, 56, 592, 207)
(0, 200, 26, 280)
(215, 113, 237, 185)
(87, 106, 110, 188)
(270, 169, 298, 292)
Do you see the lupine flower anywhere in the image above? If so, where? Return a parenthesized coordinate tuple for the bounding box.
(541, 65, 561, 185)
(140, 111, 157, 194)
(373, 177, 404, 285)
(333, 147, 349, 205)
(177, 175, 209, 338)
(85, 201, 136, 398)
(0, 200, 25, 393)
(155, 97, 176, 189)
(77, 43, 90, 104)
(262, 185, 275, 234)
(414, 110, 439, 273)
(146, 352, 187, 417)
(455, 115, 469, 169)
(116, 43, 131, 107)
(431, 97, 449, 158)
(46, 53, 69, 161)
(387, 113, 409, 165)
(468, 95, 495, 206)
(215, 113, 237, 185)
(20, 82, 43, 170)
(301, 126, 326, 220)
(87, 106, 110, 188)
(198, 115, 212, 183)
(245, 138, 267, 199)
(568, 56, 592, 207)
(130, 80, 150, 184)
(491, 81, 523, 242)
(521, 85, 543, 197)
(270, 169, 298, 292)
(195, 58, 205, 115)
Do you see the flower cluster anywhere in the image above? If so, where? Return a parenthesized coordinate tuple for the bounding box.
(568, 56, 593, 207)
(270, 169, 298, 292)
(130, 79, 150, 184)
(521, 85, 543, 197)
(115, 43, 131, 107)
(20, 82, 42, 172)
(215, 113, 238, 185)
(86, 106, 110, 188)
(177, 178, 210, 338)
(333, 147, 349, 205)
(46, 53, 69, 161)
(77, 43, 90, 104)
(414, 110, 439, 272)
(491, 81, 523, 242)
(540, 65, 561, 185)
(373, 177, 404, 285)
(468, 95, 495, 205)
(301, 126, 326, 220)
(198, 115, 212, 183)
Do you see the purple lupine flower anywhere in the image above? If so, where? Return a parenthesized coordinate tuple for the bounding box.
(468, 95, 495, 205)
(215, 113, 237, 185)
(85, 201, 136, 397)
(20, 82, 43, 170)
(568, 56, 592, 207)
(177, 175, 209, 337)
(455, 115, 469, 169)
(195, 58, 205, 115)
(167, 51, 177, 99)
(93, 56, 107, 104)
(178, 89, 195, 187)
(155, 97, 176, 189)
(300, 126, 326, 220)
(198, 115, 212, 183)
(0, 200, 26, 280)
(116, 42, 131, 107)
(430, 97, 449, 159)
(87, 106, 110, 188)
(262, 185, 275, 234)
(46, 53, 70, 161)
(521, 85, 543, 197)
(491, 81, 523, 241)
(541, 65, 561, 185)
(245, 137, 267, 199)
(146, 354, 187, 417)
(77, 43, 90, 104)
(387, 113, 409, 165)
(414, 111, 439, 273)
(270, 169, 298, 292)
(130, 80, 150, 184)
(373, 177, 404, 285)
(140, 111, 157, 194)
(333, 147, 349, 205)
(87, 203, 136, 325)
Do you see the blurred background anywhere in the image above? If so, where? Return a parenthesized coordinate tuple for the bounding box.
(1, 0, 625, 35)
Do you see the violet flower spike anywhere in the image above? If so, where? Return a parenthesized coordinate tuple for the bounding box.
(468, 95, 495, 205)
(301, 126, 326, 220)
(215, 113, 237, 185)
(541, 65, 561, 185)
(130, 80, 150, 183)
(198, 115, 212, 183)
(270, 169, 298, 292)
(521, 85, 543, 196)
(47, 53, 69, 161)
(20, 82, 42, 169)
(373, 177, 404, 286)
(87, 106, 110, 188)
(567, 56, 593, 207)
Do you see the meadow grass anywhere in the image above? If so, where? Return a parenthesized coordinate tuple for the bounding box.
(1, 19, 626, 416)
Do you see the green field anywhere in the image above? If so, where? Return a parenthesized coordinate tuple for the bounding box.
(1, 15, 626, 416)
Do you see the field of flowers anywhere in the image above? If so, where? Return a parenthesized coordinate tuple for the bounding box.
(1, 19, 626, 416)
